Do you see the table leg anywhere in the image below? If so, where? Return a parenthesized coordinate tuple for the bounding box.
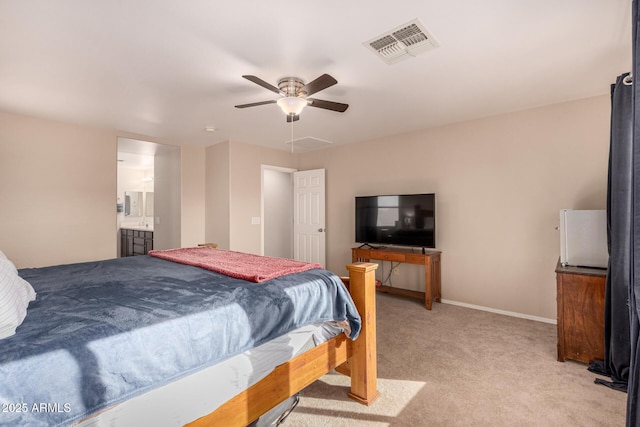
(434, 255, 441, 303)
(424, 259, 433, 310)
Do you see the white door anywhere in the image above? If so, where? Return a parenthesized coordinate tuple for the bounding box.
(293, 169, 326, 266)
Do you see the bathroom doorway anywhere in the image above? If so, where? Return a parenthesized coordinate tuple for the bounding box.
(117, 138, 181, 256)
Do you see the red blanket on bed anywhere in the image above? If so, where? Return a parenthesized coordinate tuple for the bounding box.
(148, 247, 323, 283)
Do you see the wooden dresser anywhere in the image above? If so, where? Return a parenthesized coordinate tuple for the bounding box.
(555, 259, 606, 363)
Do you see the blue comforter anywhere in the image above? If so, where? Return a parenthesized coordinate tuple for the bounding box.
(0, 255, 360, 427)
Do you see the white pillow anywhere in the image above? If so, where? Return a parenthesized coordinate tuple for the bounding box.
(0, 249, 7, 261)
(0, 259, 36, 339)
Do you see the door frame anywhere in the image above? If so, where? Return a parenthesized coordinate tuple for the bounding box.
(117, 137, 181, 255)
(260, 165, 297, 256)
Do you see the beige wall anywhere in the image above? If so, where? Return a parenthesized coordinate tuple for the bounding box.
(204, 140, 297, 254)
(298, 95, 610, 320)
(0, 94, 610, 320)
(153, 147, 182, 250)
(228, 141, 297, 254)
(0, 111, 117, 268)
(180, 144, 206, 248)
(0, 111, 207, 268)
(205, 141, 230, 249)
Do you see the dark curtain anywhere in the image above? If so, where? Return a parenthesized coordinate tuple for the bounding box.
(589, 73, 633, 391)
(629, 2, 640, 425)
(596, 73, 633, 391)
(589, 43, 634, 394)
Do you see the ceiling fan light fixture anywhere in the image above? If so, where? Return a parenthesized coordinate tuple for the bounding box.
(236, 74, 348, 120)
(277, 97, 307, 116)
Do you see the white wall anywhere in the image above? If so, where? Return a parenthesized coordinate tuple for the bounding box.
(298, 95, 610, 320)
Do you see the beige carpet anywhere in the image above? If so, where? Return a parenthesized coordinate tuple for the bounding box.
(286, 293, 626, 427)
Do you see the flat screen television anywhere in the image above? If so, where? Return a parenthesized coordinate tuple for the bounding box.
(355, 193, 435, 248)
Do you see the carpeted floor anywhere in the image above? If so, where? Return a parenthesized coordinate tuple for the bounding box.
(286, 293, 626, 426)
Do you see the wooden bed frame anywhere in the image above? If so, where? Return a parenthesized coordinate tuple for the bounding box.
(186, 262, 379, 426)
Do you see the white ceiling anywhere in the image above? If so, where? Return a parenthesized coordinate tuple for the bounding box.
(0, 1, 632, 152)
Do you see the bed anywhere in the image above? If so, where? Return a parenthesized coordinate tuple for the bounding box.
(0, 247, 379, 426)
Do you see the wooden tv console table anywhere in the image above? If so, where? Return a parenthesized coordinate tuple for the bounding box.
(352, 247, 442, 310)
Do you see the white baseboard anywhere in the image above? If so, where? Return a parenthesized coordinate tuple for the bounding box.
(440, 299, 556, 325)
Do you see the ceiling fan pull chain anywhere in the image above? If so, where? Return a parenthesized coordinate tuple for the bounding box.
(290, 115, 294, 153)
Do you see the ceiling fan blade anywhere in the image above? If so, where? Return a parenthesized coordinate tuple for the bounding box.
(234, 100, 277, 108)
(307, 98, 349, 113)
(299, 74, 337, 96)
(242, 75, 283, 95)
(286, 114, 300, 123)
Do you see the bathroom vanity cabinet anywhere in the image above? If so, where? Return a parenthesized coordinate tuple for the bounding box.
(121, 228, 154, 257)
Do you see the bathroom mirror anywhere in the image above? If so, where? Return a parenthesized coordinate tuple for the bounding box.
(124, 191, 154, 217)
(124, 191, 144, 217)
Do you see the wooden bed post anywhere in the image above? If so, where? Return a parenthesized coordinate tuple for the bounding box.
(346, 262, 380, 406)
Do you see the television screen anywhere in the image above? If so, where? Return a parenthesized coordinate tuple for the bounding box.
(355, 194, 435, 248)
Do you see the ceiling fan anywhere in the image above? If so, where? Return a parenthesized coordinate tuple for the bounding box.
(234, 74, 349, 122)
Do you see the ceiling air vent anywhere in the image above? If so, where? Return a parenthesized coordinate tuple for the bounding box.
(364, 18, 439, 65)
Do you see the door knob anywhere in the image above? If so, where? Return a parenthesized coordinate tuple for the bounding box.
(318, 228, 325, 232)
